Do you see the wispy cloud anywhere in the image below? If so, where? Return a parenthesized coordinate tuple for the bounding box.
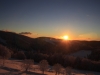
(19, 32, 39, 38)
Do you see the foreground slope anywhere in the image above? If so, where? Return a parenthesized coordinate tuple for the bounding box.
(0, 60, 100, 75)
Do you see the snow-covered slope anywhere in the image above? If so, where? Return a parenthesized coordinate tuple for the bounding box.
(69, 50, 91, 58)
(45, 38, 55, 45)
(0, 60, 100, 75)
(44, 38, 59, 45)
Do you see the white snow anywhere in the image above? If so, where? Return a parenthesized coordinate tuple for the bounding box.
(69, 50, 91, 58)
(0, 60, 100, 75)
(45, 38, 55, 45)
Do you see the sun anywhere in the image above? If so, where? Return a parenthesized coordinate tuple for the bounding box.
(63, 35, 69, 40)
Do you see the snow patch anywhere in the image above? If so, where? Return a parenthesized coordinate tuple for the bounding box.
(45, 38, 55, 45)
(69, 50, 91, 58)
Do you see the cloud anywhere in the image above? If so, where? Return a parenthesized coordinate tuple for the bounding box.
(19, 32, 39, 38)
(19, 32, 32, 35)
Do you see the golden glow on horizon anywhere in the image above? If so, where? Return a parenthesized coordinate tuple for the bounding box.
(63, 35, 69, 40)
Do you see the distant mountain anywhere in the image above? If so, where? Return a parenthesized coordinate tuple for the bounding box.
(0, 30, 59, 52)
(0, 30, 34, 50)
(0, 30, 100, 56)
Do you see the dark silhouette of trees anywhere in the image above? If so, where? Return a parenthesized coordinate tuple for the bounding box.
(74, 57, 82, 69)
(14, 51, 26, 59)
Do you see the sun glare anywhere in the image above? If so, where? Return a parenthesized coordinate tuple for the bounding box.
(63, 35, 69, 40)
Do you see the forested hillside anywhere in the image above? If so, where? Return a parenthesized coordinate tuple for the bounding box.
(0, 30, 100, 72)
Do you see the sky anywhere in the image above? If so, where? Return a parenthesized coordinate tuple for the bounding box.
(0, 0, 100, 40)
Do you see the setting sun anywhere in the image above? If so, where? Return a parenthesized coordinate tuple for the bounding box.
(63, 35, 69, 40)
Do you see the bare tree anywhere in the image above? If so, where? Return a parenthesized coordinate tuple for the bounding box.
(39, 60, 49, 74)
(21, 59, 34, 72)
(53, 63, 62, 75)
(0, 45, 11, 66)
(65, 66, 72, 75)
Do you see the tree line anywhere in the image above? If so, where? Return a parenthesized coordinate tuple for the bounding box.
(0, 44, 100, 73)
